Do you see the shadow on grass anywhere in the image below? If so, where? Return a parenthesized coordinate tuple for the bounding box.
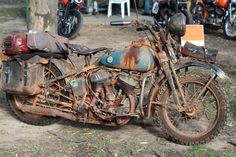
(56, 116, 167, 142)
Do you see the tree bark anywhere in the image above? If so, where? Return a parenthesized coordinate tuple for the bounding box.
(27, 0, 58, 33)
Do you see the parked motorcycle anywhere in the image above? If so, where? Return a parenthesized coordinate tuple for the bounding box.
(152, 0, 193, 26)
(191, 0, 236, 40)
(1, 13, 228, 145)
(58, 0, 84, 39)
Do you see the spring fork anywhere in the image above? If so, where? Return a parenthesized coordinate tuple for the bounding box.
(169, 61, 187, 105)
(162, 62, 182, 107)
(229, 2, 233, 24)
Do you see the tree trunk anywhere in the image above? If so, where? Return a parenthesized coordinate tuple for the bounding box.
(27, 0, 58, 33)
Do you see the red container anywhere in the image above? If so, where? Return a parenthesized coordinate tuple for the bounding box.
(2, 34, 29, 56)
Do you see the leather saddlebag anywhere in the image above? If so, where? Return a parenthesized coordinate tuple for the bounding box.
(182, 42, 218, 63)
(0, 56, 45, 95)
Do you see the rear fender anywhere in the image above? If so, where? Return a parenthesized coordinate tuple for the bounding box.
(50, 59, 74, 84)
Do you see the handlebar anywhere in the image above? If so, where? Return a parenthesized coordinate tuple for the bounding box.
(110, 20, 162, 32)
(110, 20, 162, 43)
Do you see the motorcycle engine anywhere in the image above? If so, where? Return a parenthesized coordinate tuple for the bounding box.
(207, 7, 224, 25)
(117, 74, 139, 94)
(89, 71, 138, 120)
(90, 69, 112, 84)
(90, 69, 116, 101)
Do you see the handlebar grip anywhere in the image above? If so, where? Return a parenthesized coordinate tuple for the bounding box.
(136, 26, 148, 31)
(110, 20, 131, 26)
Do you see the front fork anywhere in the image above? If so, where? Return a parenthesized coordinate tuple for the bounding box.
(162, 61, 217, 112)
(228, 3, 236, 25)
(162, 61, 186, 110)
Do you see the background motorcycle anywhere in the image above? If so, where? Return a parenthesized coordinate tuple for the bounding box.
(152, 0, 193, 26)
(58, 0, 84, 39)
(1, 14, 227, 145)
(191, 0, 236, 40)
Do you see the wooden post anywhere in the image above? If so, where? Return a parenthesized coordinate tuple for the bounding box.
(27, 0, 58, 33)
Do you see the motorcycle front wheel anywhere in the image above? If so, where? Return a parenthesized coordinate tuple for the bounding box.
(153, 75, 227, 145)
(223, 12, 236, 40)
(58, 9, 83, 39)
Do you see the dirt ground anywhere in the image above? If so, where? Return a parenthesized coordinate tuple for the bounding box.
(0, 12, 236, 157)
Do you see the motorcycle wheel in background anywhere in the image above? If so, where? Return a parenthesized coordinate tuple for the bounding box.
(58, 9, 83, 39)
(223, 11, 236, 40)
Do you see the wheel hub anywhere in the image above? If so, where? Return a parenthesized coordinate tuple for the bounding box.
(185, 106, 197, 117)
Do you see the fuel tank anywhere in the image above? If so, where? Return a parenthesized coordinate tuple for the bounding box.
(100, 43, 156, 72)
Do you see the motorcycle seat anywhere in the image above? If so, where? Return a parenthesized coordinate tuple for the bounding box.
(68, 44, 108, 56)
(182, 42, 218, 63)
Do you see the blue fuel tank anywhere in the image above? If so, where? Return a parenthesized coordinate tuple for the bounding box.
(100, 45, 156, 72)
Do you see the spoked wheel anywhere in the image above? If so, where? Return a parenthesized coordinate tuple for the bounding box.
(58, 9, 83, 39)
(6, 64, 64, 125)
(223, 12, 236, 40)
(153, 75, 227, 145)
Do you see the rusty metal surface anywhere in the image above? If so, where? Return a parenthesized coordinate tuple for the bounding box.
(0, 20, 228, 145)
(17, 100, 77, 121)
(1, 56, 44, 95)
(99, 39, 156, 72)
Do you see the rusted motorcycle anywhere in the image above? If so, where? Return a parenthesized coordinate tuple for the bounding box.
(0, 13, 228, 145)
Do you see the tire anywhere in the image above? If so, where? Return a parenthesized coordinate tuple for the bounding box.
(58, 9, 83, 39)
(6, 63, 65, 126)
(182, 10, 193, 24)
(223, 12, 236, 40)
(151, 75, 227, 145)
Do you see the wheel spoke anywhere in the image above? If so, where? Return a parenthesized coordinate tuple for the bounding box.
(155, 75, 226, 144)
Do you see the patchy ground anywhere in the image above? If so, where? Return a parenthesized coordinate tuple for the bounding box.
(0, 11, 236, 157)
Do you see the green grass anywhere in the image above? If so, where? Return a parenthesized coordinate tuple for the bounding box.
(0, 148, 9, 157)
(187, 145, 219, 157)
(0, 8, 25, 17)
(222, 150, 236, 157)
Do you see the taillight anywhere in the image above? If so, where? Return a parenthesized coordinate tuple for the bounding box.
(62, 0, 69, 6)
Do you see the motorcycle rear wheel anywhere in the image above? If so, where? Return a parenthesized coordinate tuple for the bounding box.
(223, 12, 236, 40)
(58, 9, 83, 39)
(154, 75, 227, 145)
(6, 63, 64, 126)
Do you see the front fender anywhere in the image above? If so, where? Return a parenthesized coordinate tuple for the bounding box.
(175, 60, 229, 79)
